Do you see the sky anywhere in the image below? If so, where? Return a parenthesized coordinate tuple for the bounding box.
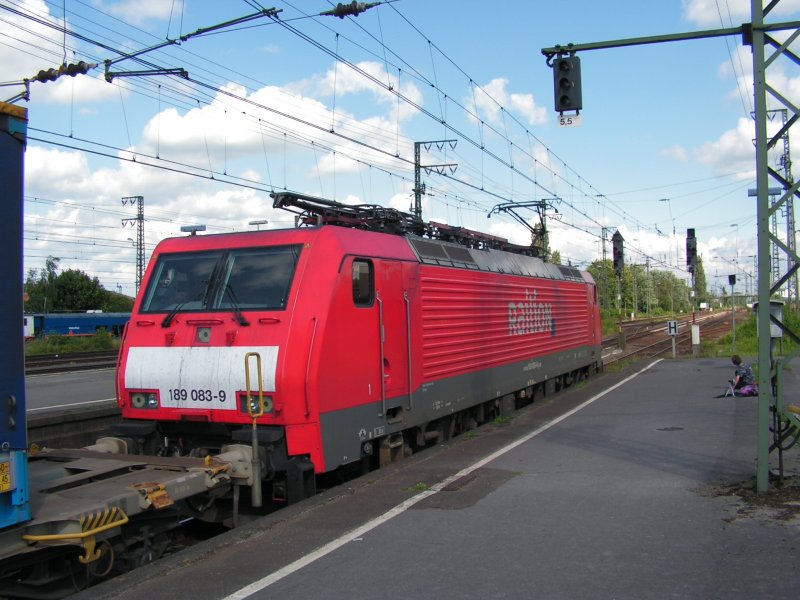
(3, 0, 800, 299)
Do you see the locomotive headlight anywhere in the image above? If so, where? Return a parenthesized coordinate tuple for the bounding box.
(241, 394, 274, 414)
(130, 391, 159, 409)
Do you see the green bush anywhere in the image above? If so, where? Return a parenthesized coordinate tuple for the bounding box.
(25, 334, 120, 355)
(704, 305, 799, 359)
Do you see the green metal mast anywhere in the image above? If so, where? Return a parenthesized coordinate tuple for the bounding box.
(541, 0, 800, 493)
(751, 1, 800, 492)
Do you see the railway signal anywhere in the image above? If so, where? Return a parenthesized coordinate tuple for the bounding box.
(686, 228, 697, 274)
(553, 55, 582, 112)
(612, 230, 624, 276)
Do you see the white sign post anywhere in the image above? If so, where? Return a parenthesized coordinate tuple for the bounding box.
(668, 320, 678, 357)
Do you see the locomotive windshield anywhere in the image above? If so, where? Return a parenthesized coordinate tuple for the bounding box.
(141, 245, 301, 313)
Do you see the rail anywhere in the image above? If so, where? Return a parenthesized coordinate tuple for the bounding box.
(25, 350, 119, 374)
(603, 312, 733, 366)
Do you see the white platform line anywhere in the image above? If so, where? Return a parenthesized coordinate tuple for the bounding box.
(26, 398, 116, 412)
(223, 359, 663, 600)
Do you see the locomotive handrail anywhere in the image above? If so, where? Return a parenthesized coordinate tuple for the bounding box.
(244, 352, 265, 419)
(304, 318, 317, 418)
(186, 318, 225, 325)
(404, 291, 413, 411)
(244, 352, 264, 508)
(377, 292, 386, 417)
(258, 317, 281, 324)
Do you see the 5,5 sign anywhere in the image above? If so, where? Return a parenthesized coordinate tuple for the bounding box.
(558, 113, 583, 128)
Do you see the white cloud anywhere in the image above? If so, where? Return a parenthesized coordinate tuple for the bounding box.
(693, 110, 800, 179)
(92, 0, 179, 26)
(0, 0, 63, 83)
(466, 77, 547, 128)
(35, 73, 125, 105)
(387, 190, 415, 213)
(661, 144, 689, 162)
(134, 80, 412, 179)
(0, 0, 127, 105)
(23, 143, 289, 295)
(292, 60, 423, 124)
(695, 117, 755, 177)
(683, 0, 800, 26)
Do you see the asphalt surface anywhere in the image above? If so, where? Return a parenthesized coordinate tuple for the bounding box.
(25, 368, 116, 413)
(77, 357, 800, 600)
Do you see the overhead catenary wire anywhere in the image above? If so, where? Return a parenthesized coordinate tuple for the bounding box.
(6, 0, 636, 234)
(4, 0, 747, 287)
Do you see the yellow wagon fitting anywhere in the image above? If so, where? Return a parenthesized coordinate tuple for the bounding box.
(21, 506, 129, 564)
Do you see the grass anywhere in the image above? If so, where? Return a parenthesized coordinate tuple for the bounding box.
(25, 334, 121, 356)
(409, 482, 429, 492)
(701, 307, 800, 360)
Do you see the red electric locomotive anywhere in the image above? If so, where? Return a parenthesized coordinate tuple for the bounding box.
(113, 192, 602, 504)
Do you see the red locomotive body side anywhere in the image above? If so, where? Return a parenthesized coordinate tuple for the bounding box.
(417, 266, 594, 380)
(117, 224, 602, 479)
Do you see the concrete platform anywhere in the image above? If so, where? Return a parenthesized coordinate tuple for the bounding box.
(78, 358, 800, 600)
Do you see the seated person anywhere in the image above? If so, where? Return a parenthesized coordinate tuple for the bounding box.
(731, 354, 755, 391)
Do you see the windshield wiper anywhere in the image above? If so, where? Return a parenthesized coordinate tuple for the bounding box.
(224, 284, 250, 326)
(161, 301, 185, 328)
(161, 282, 210, 328)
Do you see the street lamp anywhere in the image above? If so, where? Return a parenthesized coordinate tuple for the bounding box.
(249, 219, 269, 230)
(181, 224, 206, 236)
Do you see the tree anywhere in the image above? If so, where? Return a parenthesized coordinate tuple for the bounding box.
(53, 269, 105, 312)
(550, 250, 562, 265)
(693, 257, 709, 306)
(23, 257, 134, 313)
(102, 291, 135, 312)
(587, 259, 615, 314)
(24, 256, 60, 313)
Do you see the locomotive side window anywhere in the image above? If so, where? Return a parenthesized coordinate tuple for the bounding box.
(352, 259, 374, 306)
(141, 251, 222, 312)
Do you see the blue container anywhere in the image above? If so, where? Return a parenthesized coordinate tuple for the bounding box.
(0, 101, 30, 528)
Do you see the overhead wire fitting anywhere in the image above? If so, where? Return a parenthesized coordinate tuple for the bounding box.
(3, 60, 97, 103)
(320, 2, 382, 19)
(103, 7, 283, 82)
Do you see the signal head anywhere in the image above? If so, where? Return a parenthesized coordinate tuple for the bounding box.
(553, 55, 582, 112)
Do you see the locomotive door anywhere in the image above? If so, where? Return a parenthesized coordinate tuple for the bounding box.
(376, 260, 410, 417)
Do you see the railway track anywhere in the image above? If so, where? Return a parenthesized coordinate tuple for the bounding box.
(26, 313, 735, 376)
(24, 350, 119, 375)
(16, 312, 736, 599)
(604, 311, 733, 366)
(26, 313, 734, 447)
